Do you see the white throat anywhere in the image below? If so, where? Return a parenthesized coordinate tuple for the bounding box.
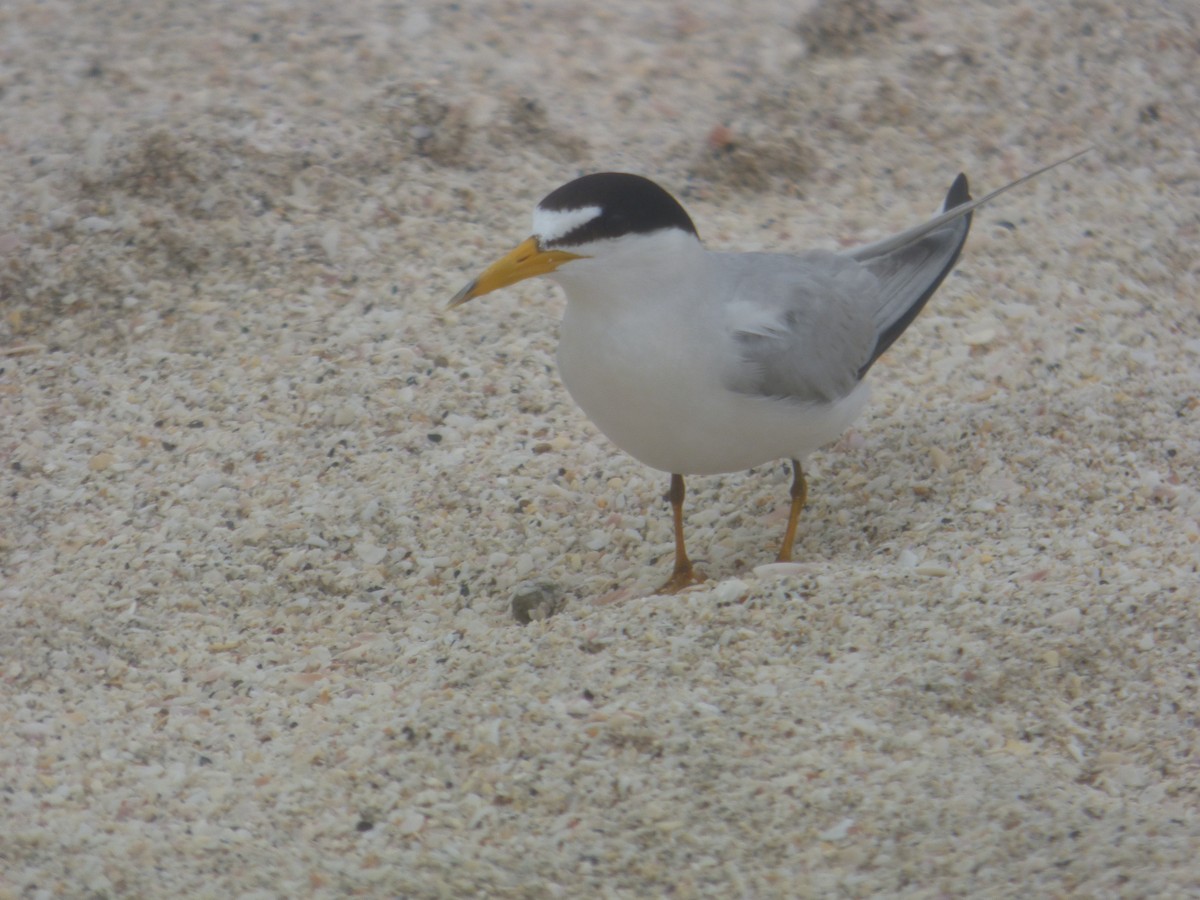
(549, 228, 705, 309)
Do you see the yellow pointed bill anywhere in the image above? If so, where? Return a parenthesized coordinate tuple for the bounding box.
(448, 237, 582, 308)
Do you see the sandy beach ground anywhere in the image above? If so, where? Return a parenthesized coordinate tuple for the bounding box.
(2, 0, 1198, 895)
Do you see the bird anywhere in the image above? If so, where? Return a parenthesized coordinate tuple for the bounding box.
(448, 151, 1087, 594)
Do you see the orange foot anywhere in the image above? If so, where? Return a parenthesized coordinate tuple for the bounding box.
(654, 564, 707, 596)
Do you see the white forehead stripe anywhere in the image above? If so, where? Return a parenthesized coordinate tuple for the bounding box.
(532, 205, 601, 243)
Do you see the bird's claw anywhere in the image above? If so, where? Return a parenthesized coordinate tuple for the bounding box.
(654, 564, 707, 596)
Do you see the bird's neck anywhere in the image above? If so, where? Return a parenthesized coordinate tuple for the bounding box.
(550, 229, 706, 312)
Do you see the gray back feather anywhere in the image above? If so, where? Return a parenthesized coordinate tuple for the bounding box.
(722, 251, 880, 404)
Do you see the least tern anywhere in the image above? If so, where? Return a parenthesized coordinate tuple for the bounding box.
(450, 151, 1086, 594)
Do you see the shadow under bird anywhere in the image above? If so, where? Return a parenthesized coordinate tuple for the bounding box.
(449, 151, 1087, 594)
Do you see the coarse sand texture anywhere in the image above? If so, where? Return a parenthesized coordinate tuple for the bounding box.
(2, 1, 1198, 896)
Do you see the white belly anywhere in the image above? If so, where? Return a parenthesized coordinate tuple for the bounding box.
(556, 299, 870, 475)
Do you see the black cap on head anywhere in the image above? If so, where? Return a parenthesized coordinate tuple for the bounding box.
(537, 173, 699, 248)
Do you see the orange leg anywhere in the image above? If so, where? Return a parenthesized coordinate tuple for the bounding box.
(776, 459, 807, 563)
(655, 474, 706, 594)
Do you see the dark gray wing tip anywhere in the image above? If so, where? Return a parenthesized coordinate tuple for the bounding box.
(945, 173, 971, 210)
(856, 173, 974, 379)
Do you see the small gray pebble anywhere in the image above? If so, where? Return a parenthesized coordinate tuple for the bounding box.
(511, 581, 564, 624)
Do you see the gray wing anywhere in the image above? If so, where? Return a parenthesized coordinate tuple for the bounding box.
(721, 250, 881, 404)
(848, 173, 972, 375)
(848, 148, 1090, 374)
(721, 177, 970, 404)
(722, 151, 1090, 404)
